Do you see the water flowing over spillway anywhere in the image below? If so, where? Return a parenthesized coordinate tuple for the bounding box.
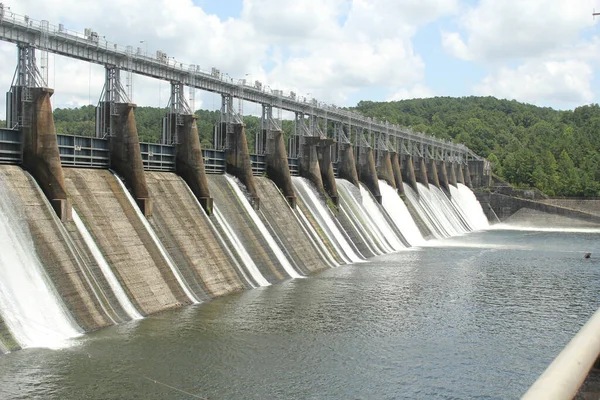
(449, 183, 490, 231)
(336, 180, 404, 253)
(0, 169, 81, 349)
(292, 177, 364, 263)
(379, 180, 425, 247)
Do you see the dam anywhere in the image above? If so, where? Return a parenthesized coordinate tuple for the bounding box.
(0, 9, 599, 399)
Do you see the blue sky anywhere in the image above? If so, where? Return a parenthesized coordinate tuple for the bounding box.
(0, 0, 598, 114)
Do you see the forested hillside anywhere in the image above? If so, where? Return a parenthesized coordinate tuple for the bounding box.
(49, 96, 600, 197)
(353, 97, 600, 197)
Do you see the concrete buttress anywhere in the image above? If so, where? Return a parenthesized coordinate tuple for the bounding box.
(437, 161, 450, 191)
(316, 138, 339, 206)
(449, 162, 458, 187)
(464, 163, 473, 188)
(266, 130, 296, 208)
(427, 158, 440, 189)
(225, 123, 260, 209)
(299, 136, 325, 196)
(109, 102, 152, 216)
(338, 143, 360, 187)
(401, 155, 419, 193)
(357, 146, 382, 204)
(416, 157, 429, 187)
(175, 114, 214, 215)
(377, 150, 396, 189)
(457, 164, 465, 185)
(21, 87, 71, 221)
(390, 152, 405, 196)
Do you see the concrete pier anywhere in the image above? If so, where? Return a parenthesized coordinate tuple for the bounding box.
(299, 136, 325, 196)
(468, 159, 492, 188)
(357, 146, 382, 203)
(316, 138, 339, 206)
(175, 114, 213, 215)
(337, 142, 360, 188)
(457, 164, 466, 185)
(266, 130, 296, 208)
(390, 152, 405, 196)
(437, 161, 450, 191)
(225, 123, 260, 209)
(109, 102, 152, 216)
(401, 155, 418, 193)
(415, 157, 429, 187)
(377, 150, 396, 189)
(426, 158, 440, 189)
(449, 162, 458, 187)
(21, 87, 71, 221)
(464, 163, 473, 188)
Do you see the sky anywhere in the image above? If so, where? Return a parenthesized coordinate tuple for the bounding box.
(0, 0, 598, 116)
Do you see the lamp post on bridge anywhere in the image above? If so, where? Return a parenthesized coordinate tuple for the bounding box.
(140, 40, 148, 57)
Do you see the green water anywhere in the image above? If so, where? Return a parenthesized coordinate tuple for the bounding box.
(1, 228, 599, 399)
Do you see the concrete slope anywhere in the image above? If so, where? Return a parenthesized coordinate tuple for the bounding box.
(207, 175, 289, 283)
(0, 165, 111, 331)
(145, 172, 246, 298)
(64, 168, 191, 315)
(255, 177, 329, 275)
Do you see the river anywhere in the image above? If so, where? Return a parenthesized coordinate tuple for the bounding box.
(0, 227, 599, 399)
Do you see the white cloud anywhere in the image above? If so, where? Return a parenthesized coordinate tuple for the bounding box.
(474, 60, 594, 107)
(442, 0, 597, 62)
(387, 84, 436, 101)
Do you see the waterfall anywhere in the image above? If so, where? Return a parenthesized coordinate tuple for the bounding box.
(225, 175, 302, 279)
(337, 180, 404, 253)
(0, 184, 81, 349)
(449, 184, 490, 231)
(212, 205, 271, 287)
(292, 177, 364, 263)
(379, 180, 425, 247)
(429, 186, 471, 234)
(72, 209, 143, 320)
(113, 173, 201, 304)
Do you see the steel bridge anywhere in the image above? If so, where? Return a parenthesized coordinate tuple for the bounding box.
(0, 4, 483, 164)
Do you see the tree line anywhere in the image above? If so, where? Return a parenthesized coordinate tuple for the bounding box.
(49, 95, 600, 197)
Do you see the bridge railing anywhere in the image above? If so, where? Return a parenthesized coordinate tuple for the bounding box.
(57, 134, 109, 168)
(0, 128, 21, 164)
(522, 307, 600, 400)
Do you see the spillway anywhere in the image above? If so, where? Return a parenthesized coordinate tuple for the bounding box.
(145, 172, 247, 299)
(0, 166, 82, 349)
(63, 168, 193, 315)
(449, 183, 490, 231)
(207, 175, 298, 283)
(254, 177, 331, 275)
(379, 180, 425, 247)
(292, 177, 364, 264)
(337, 180, 404, 254)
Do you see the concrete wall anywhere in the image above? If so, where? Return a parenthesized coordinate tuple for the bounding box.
(21, 87, 71, 221)
(540, 199, 600, 217)
(448, 162, 458, 187)
(426, 158, 440, 188)
(225, 123, 260, 209)
(356, 146, 382, 203)
(468, 160, 492, 188)
(437, 161, 450, 191)
(415, 157, 429, 187)
(266, 130, 296, 208)
(457, 164, 465, 185)
(175, 114, 213, 215)
(109, 102, 152, 216)
(316, 138, 339, 206)
(464, 163, 472, 188)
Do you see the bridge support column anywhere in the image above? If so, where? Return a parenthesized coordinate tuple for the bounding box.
(299, 136, 325, 196)
(21, 87, 71, 221)
(109, 102, 152, 216)
(437, 161, 450, 191)
(317, 139, 339, 206)
(457, 164, 465, 185)
(338, 142, 360, 187)
(226, 123, 260, 209)
(401, 155, 418, 193)
(449, 162, 458, 187)
(175, 114, 213, 215)
(426, 158, 440, 189)
(377, 150, 396, 189)
(266, 130, 296, 208)
(390, 152, 405, 196)
(415, 157, 429, 187)
(357, 146, 382, 204)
